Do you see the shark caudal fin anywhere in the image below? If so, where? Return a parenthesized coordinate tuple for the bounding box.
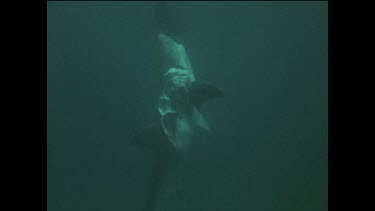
(132, 123, 181, 211)
(188, 81, 224, 109)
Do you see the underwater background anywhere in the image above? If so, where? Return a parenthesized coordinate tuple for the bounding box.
(47, 1, 327, 211)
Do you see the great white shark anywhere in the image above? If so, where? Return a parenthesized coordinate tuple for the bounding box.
(131, 3, 223, 211)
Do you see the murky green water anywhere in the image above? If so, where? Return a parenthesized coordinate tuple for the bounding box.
(48, 2, 327, 211)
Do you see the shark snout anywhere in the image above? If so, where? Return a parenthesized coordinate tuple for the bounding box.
(158, 33, 167, 40)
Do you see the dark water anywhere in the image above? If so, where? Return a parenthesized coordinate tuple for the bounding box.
(47, 2, 327, 211)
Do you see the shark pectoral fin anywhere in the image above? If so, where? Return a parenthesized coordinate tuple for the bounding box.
(192, 108, 210, 131)
(188, 81, 224, 108)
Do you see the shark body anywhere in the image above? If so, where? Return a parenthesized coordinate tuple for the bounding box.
(132, 3, 222, 211)
(133, 34, 222, 211)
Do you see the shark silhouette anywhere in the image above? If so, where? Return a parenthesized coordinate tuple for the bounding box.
(131, 3, 223, 211)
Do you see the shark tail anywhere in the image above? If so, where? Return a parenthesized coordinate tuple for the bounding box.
(131, 123, 181, 211)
